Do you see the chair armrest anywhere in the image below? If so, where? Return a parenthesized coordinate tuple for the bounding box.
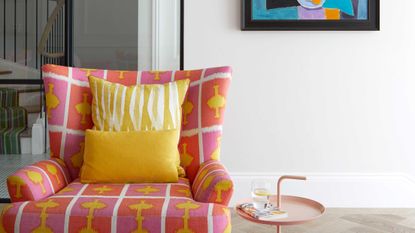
(192, 160, 234, 206)
(7, 158, 71, 202)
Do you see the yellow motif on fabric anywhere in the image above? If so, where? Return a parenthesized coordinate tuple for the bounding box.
(32, 199, 59, 233)
(182, 99, 193, 125)
(210, 137, 222, 160)
(93, 185, 112, 194)
(58, 187, 74, 194)
(222, 208, 232, 233)
(176, 201, 200, 233)
(75, 93, 91, 125)
(198, 169, 209, 181)
(118, 71, 126, 80)
(180, 144, 193, 168)
(46, 164, 60, 185)
(71, 142, 85, 168)
(45, 83, 59, 119)
(149, 71, 166, 81)
(26, 170, 46, 194)
(136, 186, 159, 195)
(80, 199, 106, 233)
(185, 71, 192, 78)
(55, 159, 66, 167)
(177, 189, 191, 197)
(207, 85, 225, 119)
(214, 180, 232, 203)
(129, 200, 153, 233)
(202, 176, 214, 191)
(8, 176, 25, 198)
(81, 68, 97, 77)
(0, 204, 13, 232)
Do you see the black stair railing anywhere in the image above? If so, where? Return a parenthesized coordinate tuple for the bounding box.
(1, 0, 70, 72)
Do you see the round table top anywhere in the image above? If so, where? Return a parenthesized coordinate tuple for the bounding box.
(235, 195, 325, 226)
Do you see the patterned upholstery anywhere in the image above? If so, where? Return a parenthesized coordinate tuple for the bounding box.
(3, 65, 234, 232)
(2, 178, 231, 233)
(6, 158, 71, 202)
(42, 65, 232, 182)
(192, 160, 233, 206)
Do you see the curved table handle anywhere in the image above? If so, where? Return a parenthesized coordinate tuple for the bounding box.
(276, 175, 307, 209)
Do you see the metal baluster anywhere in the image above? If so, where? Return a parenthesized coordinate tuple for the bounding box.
(14, 0, 16, 62)
(180, 0, 184, 70)
(52, 5, 55, 64)
(25, 0, 27, 65)
(65, 0, 73, 66)
(35, 0, 38, 68)
(3, 0, 6, 59)
(61, 7, 64, 65)
(58, 7, 62, 65)
(51, 2, 54, 65)
(63, 7, 65, 65)
(46, 0, 49, 65)
(51, 5, 54, 64)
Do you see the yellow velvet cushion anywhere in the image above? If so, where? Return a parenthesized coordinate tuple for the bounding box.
(80, 129, 180, 183)
(88, 76, 190, 177)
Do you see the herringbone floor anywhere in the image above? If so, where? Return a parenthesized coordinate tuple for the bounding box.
(1, 204, 414, 233)
(231, 208, 415, 233)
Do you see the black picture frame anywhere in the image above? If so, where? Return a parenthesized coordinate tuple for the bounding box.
(242, 0, 379, 31)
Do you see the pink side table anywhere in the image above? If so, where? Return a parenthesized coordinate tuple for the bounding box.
(235, 176, 325, 233)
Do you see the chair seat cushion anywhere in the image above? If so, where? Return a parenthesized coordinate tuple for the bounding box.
(1, 178, 231, 233)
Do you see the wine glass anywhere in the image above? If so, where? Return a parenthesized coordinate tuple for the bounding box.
(251, 179, 274, 210)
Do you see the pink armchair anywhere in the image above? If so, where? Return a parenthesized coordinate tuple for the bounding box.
(1, 65, 233, 233)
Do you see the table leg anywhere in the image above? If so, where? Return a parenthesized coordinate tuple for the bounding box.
(276, 225, 281, 233)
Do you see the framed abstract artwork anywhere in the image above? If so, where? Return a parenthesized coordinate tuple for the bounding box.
(242, 0, 379, 30)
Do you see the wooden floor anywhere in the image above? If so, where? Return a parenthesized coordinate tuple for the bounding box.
(1, 204, 414, 232)
(232, 208, 415, 233)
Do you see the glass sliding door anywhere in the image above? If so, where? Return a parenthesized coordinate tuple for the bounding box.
(73, 0, 138, 70)
(73, 0, 181, 71)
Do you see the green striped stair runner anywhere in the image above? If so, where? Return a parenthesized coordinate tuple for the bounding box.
(0, 88, 28, 154)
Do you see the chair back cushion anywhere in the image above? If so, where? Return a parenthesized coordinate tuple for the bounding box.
(42, 65, 232, 182)
(89, 76, 190, 132)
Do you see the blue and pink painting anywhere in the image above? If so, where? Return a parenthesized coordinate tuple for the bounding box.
(253, 0, 368, 20)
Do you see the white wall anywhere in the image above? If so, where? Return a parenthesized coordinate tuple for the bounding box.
(185, 0, 415, 207)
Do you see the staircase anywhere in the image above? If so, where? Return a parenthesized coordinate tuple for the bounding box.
(0, 0, 69, 154)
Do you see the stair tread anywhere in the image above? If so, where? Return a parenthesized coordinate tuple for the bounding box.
(20, 128, 32, 138)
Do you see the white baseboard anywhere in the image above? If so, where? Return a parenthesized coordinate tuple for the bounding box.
(229, 173, 415, 208)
